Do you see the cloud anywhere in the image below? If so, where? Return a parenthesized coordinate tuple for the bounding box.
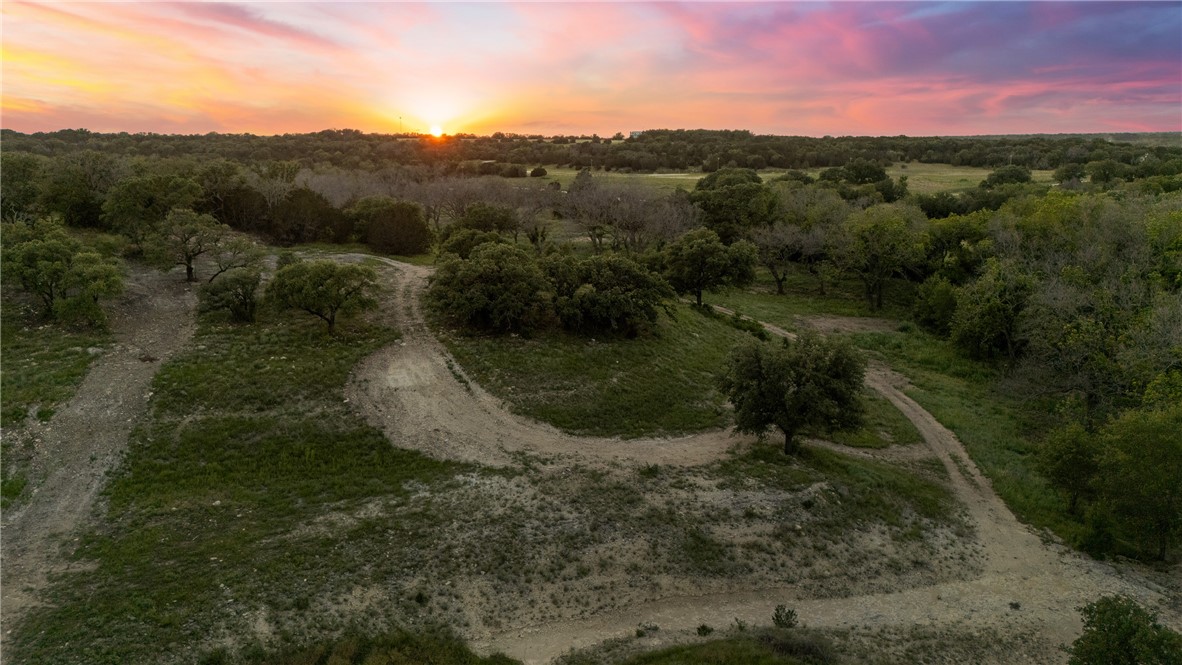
(3, 1, 1178, 136)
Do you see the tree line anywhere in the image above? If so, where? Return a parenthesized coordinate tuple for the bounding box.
(4, 127, 1180, 175)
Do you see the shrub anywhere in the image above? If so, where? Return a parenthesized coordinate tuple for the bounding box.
(1065, 596, 1182, 665)
(346, 197, 432, 255)
(530, 166, 548, 177)
(772, 605, 798, 629)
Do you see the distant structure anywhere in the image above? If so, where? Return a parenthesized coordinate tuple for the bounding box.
(629, 131, 645, 139)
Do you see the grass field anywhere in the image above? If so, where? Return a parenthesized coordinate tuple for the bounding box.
(542, 167, 706, 193)
(883, 162, 1055, 195)
(439, 303, 752, 438)
(708, 267, 915, 323)
(13, 302, 968, 665)
(0, 302, 110, 428)
(541, 163, 1054, 196)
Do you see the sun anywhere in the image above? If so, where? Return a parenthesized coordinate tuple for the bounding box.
(429, 125, 443, 137)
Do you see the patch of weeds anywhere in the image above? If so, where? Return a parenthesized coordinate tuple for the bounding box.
(697, 624, 715, 637)
(638, 464, 661, 479)
(247, 625, 519, 664)
(813, 389, 922, 450)
(444, 357, 472, 392)
(773, 605, 798, 629)
(1, 472, 29, 509)
(636, 622, 660, 638)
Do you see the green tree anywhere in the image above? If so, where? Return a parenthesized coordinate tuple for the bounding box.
(663, 228, 757, 306)
(830, 203, 927, 310)
(346, 196, 433, 255)
(718, 334, 866, 455)
(102, 174, 202, 249)
(1038, 423, 1100, 516)
(454, 202, 519, 237)
(41, 151, 124, 228)
(690, 176, 779, 245)
(144, 208, 228, 282)
(1066, 596, 1182, 665)
(981, 165, 1032, 189)
(544, 254, 674, 336)
(266, 260, 378, 333)
(950, 258, 1033, 360)
(427, 243, 550, 333)
(437, 228, 509, 260)
(199, 268, 261, 323)
(1095, 404, 1182, 560)
(912, 275, 959, 336)
(205, 236, 266, 284)
(269, 187, 340, 244)
(1, 152, 45, 222)
(2, 219, 123, 324)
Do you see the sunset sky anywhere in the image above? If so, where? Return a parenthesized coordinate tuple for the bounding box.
(2, 1, 1179, 137)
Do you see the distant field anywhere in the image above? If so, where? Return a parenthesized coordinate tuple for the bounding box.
(543, 167, 705, 192)
(542, 163, 1052, 195)
(883, 162, 1055, 194)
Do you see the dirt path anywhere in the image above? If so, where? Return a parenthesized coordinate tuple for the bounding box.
(345, 256, 746, 469)
(348, 258, 1178, 663)
(1, 266, 196, 640)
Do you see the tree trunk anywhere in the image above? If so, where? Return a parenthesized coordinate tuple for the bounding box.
(782, 429, 798, 455)
(186, 262, 195, 282)
(695, 289, 703, 307)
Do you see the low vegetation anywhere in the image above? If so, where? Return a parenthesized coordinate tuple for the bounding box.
(439, 303, 751, 438)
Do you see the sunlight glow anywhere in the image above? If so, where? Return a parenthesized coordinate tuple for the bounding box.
(430, 124, 443, 137)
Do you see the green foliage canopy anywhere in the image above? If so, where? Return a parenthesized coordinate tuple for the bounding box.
(266, 260, 378, 333)
(719, 334, 866, 455)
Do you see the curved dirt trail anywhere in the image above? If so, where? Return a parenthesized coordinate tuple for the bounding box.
(1, 267, 197, 639)
(345, 256, 746, 468)
(348, 258, 1178, 663)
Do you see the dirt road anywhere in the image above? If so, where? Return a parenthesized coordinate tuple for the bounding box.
(349, 257, 1179, 664)
(1, 267, 196, 641)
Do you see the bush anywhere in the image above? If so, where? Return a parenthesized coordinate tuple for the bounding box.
(1065, 596, 1182, 665)
(530, 166, 548, 177)
(772, 605, 798, 629)
(428, 243, 551, 333)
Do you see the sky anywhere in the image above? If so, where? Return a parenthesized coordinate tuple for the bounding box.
(2, 1, 1179, 137)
